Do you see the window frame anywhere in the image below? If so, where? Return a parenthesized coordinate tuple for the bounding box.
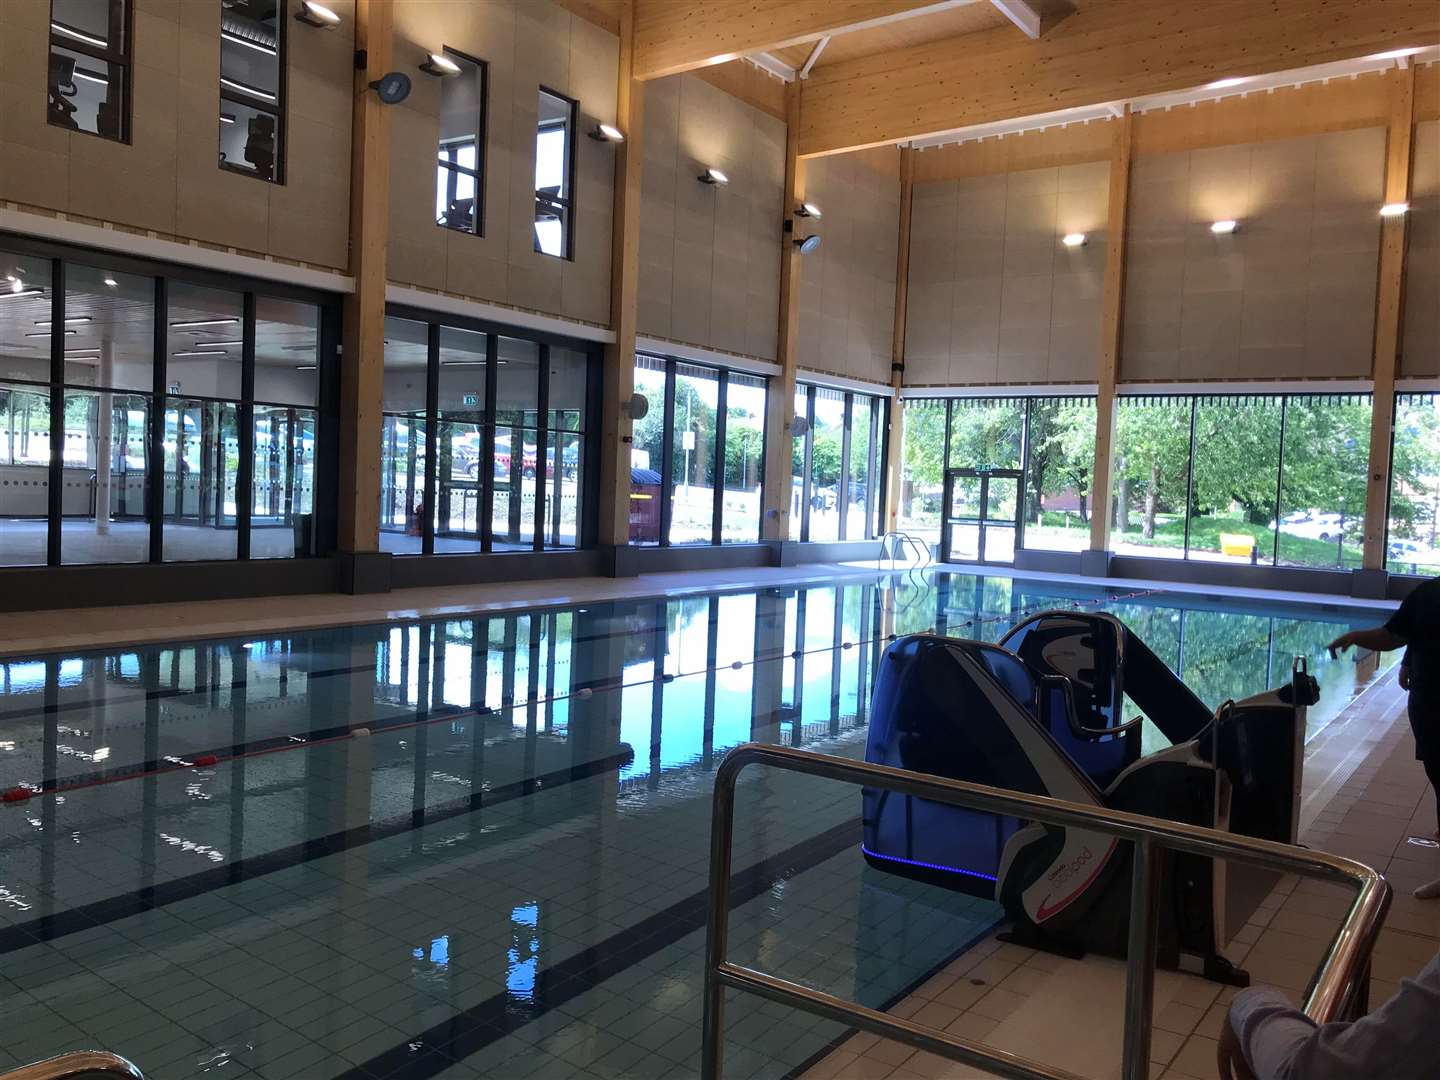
(435, 46, 489, 237)
(533, 86, 578, 261)
(217, 0, 287, 184)
(47, 0, 133, 143)
(791, 383, 889, 545)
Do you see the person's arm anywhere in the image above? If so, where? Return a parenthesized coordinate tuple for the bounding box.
(1327, 626, 1407, 657)
(1400, 648, 1412, 690)
(1222, 953, 1440, 1080)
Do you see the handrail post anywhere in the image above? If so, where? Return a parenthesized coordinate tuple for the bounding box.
(1121, 837, 1161, 1080)
(701, 760, 740, 1080)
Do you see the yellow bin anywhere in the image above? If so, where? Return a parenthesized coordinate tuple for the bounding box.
(1219, 532, 1255, 557)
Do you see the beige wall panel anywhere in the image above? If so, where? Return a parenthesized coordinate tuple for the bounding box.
(636, 72, 785, 360)
(905, 161, 1108, 387)
(1402, 119, 1440, 376)
(1123, 129, 1383, 382)
(0, 0, 354, 270)
(386, 0, 617, 321)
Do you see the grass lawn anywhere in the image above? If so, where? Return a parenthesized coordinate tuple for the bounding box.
(1113, 512, 1363, 568)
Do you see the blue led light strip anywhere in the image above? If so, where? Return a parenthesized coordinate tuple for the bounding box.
(861, 843, 998, 882)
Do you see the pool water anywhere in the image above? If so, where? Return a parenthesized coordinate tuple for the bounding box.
(0, 570, 1394, 1079)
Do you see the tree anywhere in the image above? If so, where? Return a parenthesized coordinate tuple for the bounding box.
(1114, 401, 1191, 539)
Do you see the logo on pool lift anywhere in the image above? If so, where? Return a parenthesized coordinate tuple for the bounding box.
(1033, 837, 1119, 922)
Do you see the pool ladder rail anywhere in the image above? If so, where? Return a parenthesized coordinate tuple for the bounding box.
(701, 743, 1391, 1080)
(878, 530, 933, 571)
(0, 1053, 145, 1080)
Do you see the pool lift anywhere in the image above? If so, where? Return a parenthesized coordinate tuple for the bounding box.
(862, 610, 1318, 984)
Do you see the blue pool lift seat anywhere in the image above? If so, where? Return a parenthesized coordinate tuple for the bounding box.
(862, 611, 1315, 982)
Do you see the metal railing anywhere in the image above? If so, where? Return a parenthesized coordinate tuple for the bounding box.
(701, 744, 1391, 1080)
(0, 1052, 145, 1080)
(878, 530, 933, 571)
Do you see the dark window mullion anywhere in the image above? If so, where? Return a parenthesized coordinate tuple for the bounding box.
(47, 259, 65, 566)
(533, 345, 550, 552)
(658, 361, 677, 546)
(480, 334, 498, 552)
(838, 392, 853, 542)
(422, 322, 440, 556)
(235, 293, 256, 559)
(800, 386, 815, 542)
(148, 276, 166, 563)
(711, 371, 728, 545)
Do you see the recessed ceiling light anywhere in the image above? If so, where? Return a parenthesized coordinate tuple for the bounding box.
(171, 318, 240, 329)
(0, 286, 43, 300)
(1062, 233, 1087, 247)
(588, 123, 624, 142)
(1210, 219, 1238, 234)
(103, 277, 118, 287)
(197, 339, 243, 346)
(220, 114, 236, 125)
(296, 364, 317, 371)
(221, 30, 277, 56)
(173, 350, 227, 358)
(698, 167, 729, 186)
(34, 317, 92, 326)
(25, 330, 74, 337)
(220, 76, 277, 102)
(64, 349, 100, 357)
(420, 52, 461, 77)
(1380, 202, 1410, 217)
(1206, 76, 1249, 90)
(295, 0, 340, 27)
(50, 21, 108, 48)
(1368, 46, 1425, 61)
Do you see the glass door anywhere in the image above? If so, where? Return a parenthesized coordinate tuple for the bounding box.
(940, 467, 1023, 564)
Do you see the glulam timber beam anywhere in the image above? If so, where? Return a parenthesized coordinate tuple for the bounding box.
(799, 0, 1440, 156)
(882, 149, 914, 536)
(632, 0, 972, 80)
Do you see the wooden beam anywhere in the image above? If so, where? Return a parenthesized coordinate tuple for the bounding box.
(990, 0, 1040, 38)
(633, 0, 970, 80)
(799, 0, 1440, 156)
(1363, 65, 1417, 572)
(761, 80, 806, 540)
(598, 0, 646, 549)
(1088, 106, 1132, 555)
(337, 0, 392, 554)
(883, 148, 914, 536)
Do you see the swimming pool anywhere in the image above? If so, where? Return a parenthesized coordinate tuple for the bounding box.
(0, 570, 1394, 1079)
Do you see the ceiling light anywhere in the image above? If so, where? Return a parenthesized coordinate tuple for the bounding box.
(1206, 76, 1249, 90)
(441, 360, 486, 367)
(795, 202, 822, 218)
(220, 77, 277, 101)
(72, 68, 109, 86)
(50, 21, 107, 48)
(794, 235, 822, 254)
(34, 317, 92, 326)
(1062, 233, 1087, 247)
(197, 339, 243, 346)
(103, 277, 117, 287)
(173, 350, 227, 358)
(65, 349, 100, 356)
(698, 167, 729, 186)
(420, 52, 461, 77)
(1368, 46, 1425, 61)
(26, 330, 74, 337)
(294, 1, 340, 28)
(220, 114, 236, 125)
(171, 318, 239, 328)
(0, 287, 43, 300)
(221, 30, 277, 56)
(1380, 202, 1409, 217)
(588, 123, 624, 142)
(1210, 219, 1238, 234)
(296, 364, 317, 371)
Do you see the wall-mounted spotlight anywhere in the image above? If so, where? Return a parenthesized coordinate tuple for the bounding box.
(1380, 202, 1410, 218)
(368, 71, 411, 104)
(622, 393, 650, 421)
(793, 235, 822, 254)
(588, 123, 625, 143)
(789, 415, 809, 438)
(1210, 219, 1238, 234)
(795, 202, 822, 218)
(1062, 232, 1086, 247)
(294, 1, 340, 28)
(419, 52, 461, 77)
(698, 167, 729, 186)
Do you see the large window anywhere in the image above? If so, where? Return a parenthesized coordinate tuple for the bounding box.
(628, 355, 769, 547)
(219, 0, 284, 183)
(534, 88, 575, 258)
(1388, 393, 1440, 577)
(1023, 398, 1096, 553)
(788, 383, 889, 544)
(1111, 397, 1192, 560)
(1278, 396, 1370, 570)
(897, 399, 946, 548)
(0, 245, 333, 568)
(436, 49, 486, 235)
(48, 0, 130, 142)
(379, 310, 595, 556)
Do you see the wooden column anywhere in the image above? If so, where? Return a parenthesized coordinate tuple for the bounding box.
(761, 80, 806, 541)
(1088, 106, 1133, 554)
(337, 0, 393, 554)
(598, 0, 646, 548)
(1362, 65, 1417, 572)
(881, 147, 914, 536)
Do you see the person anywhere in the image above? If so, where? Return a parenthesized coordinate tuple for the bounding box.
(1328, 576, 1440, 898)
(1218, 952, 1440, 1079)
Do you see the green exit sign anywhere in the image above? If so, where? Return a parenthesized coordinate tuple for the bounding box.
(463, 393, 479, 407)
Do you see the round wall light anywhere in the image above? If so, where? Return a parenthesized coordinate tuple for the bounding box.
(794, 235, 822, 254)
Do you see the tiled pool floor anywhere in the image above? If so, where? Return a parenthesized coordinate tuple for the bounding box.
(0, 569, 1399, 1078)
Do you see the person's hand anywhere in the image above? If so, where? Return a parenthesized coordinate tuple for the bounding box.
(1401, 665, 1412, 690)
(1327, 631, 1358, 658)
(1218, 1014, 1258, 1080)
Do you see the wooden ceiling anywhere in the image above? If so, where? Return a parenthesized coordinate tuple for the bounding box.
(767, 2, 1012, 72)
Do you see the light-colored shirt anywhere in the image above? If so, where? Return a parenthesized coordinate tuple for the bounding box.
(1230, 952, 1440, 1080)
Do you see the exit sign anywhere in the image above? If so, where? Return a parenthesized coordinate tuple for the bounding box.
(463, 393, 479, 407)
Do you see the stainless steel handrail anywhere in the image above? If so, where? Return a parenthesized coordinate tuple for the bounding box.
(0, 1052, 146, 1080)
(701, 744, 1391, 1080)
